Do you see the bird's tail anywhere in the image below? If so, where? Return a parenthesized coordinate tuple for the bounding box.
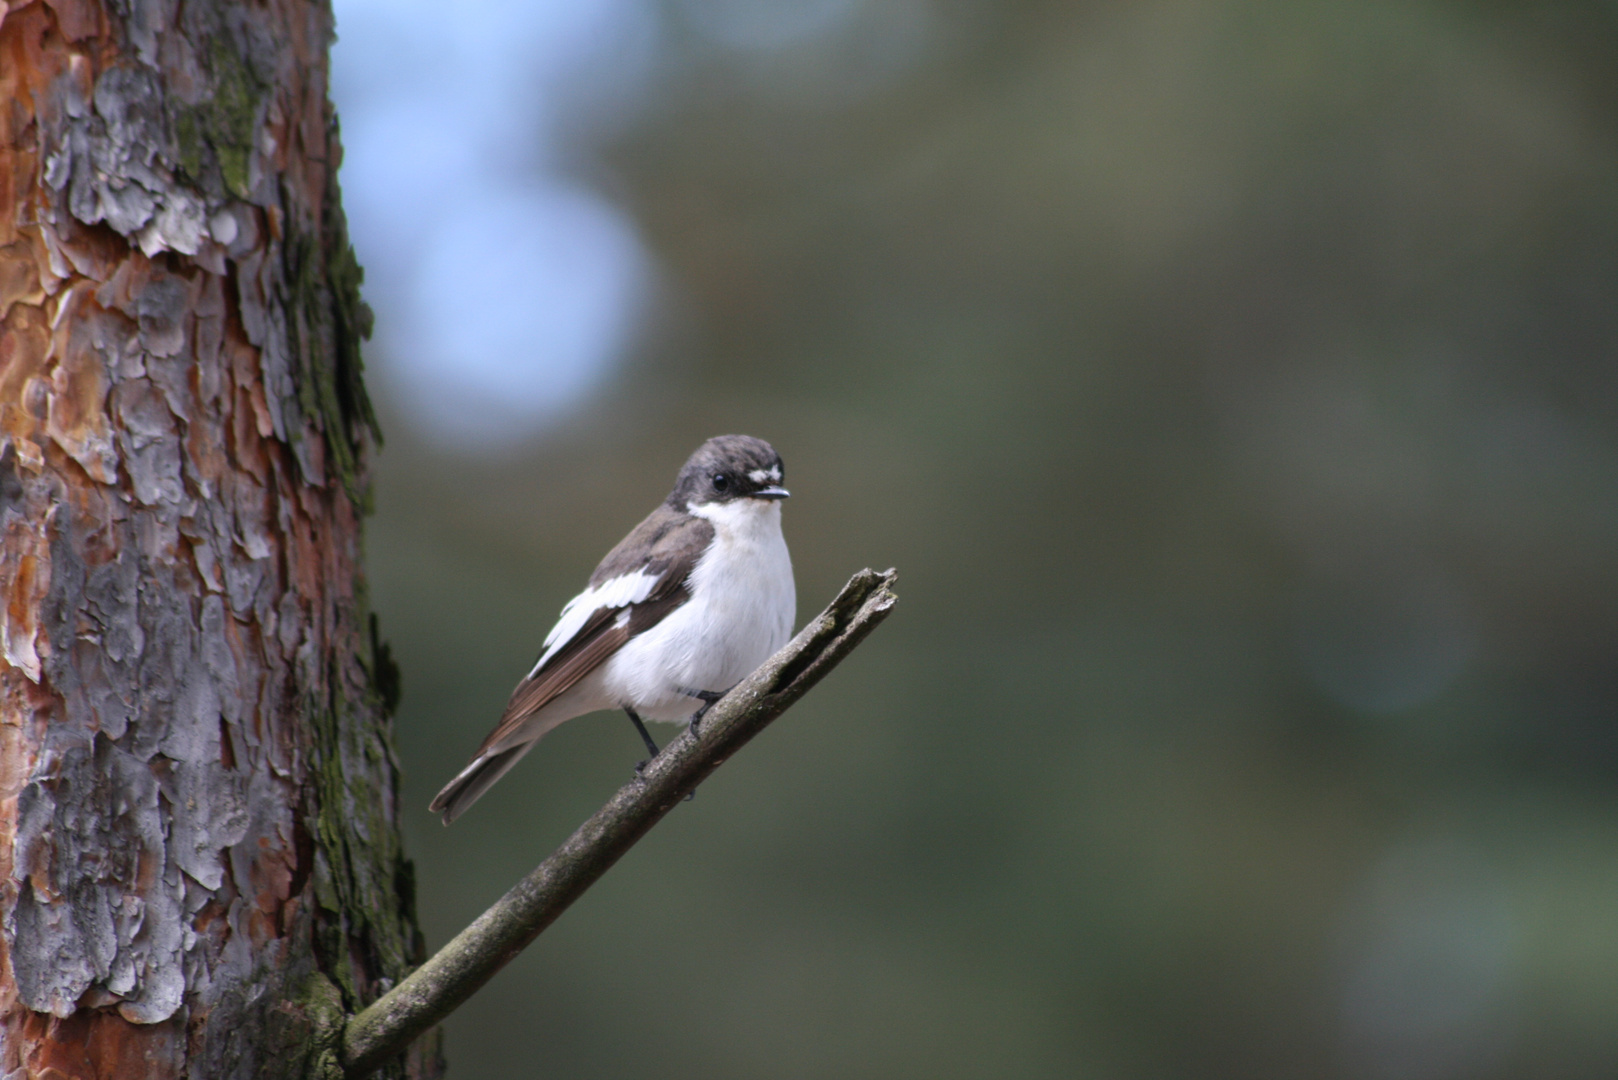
(430, 742, 535, 825)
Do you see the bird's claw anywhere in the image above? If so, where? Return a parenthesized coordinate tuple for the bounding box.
(680, 685, 731, 736)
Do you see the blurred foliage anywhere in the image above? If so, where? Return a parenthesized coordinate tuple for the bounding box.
(363, 1, 1618, 1077)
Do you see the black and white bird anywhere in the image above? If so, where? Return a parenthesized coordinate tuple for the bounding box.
(430, 435, 796, 824)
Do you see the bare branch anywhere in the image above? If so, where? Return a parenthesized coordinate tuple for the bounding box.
(340, 568, 900, 1077)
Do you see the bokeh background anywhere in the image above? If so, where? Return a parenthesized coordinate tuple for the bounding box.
(328, 2, 1618, 1077)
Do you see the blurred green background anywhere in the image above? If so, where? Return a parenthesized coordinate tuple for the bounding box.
(355, 2, 1618, 1076)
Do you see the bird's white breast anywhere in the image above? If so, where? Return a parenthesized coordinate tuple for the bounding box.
(601, 498, 795, 721)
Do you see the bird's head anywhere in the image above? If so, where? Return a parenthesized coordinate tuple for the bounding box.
(670, 434, 789, 508)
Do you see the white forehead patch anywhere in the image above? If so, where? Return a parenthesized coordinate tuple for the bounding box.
(748, 466, 782, 484)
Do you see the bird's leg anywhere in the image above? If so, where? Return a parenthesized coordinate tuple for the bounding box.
(626, 708, 660, 774)
(628, 706, 697, 803)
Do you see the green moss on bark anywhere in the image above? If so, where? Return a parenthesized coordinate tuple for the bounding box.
(262, 971, 348, 1080)
(282, 147, 381, 508)
(172, 35, 266, 200)
(307, 674, 418, 1012)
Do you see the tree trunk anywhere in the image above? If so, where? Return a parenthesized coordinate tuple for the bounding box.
(0, 1, 438, 1076)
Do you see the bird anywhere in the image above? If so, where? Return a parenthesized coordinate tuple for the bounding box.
(430, 435, 796, 825)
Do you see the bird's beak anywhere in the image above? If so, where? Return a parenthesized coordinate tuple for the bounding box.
(754, 485, 790, 500)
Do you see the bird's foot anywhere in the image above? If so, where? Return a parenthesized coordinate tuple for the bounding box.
(679, 686, 731, 736)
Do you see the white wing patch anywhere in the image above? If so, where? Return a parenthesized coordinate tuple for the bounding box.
(528, 568, 661, 676)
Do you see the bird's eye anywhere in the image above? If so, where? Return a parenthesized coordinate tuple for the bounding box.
(712, 473, 730, 492)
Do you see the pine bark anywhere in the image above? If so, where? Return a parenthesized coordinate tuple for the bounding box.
(0, 1, 438, 1076)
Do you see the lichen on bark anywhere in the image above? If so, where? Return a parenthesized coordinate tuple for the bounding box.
(0, 0, 435, 1075)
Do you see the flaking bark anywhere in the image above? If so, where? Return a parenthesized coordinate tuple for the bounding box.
(0, 1, 436, 1076)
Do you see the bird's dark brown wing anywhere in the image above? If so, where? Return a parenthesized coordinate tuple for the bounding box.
(466, 507, 714, 757)
(587, 500, 713, 587)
